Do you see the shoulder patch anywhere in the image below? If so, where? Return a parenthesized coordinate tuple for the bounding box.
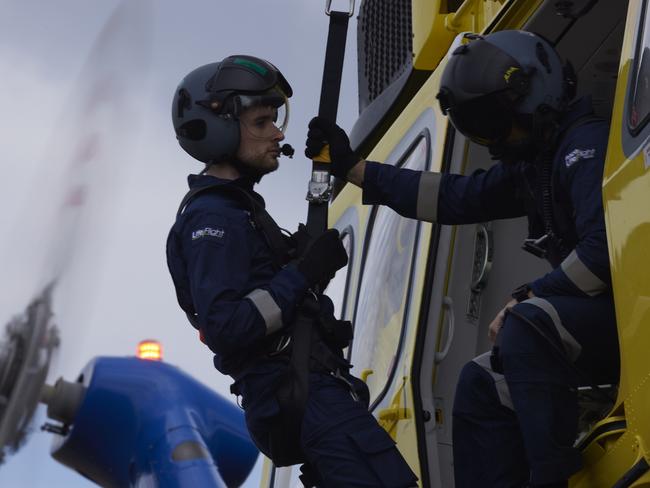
(191, 226, 226, 242)
(564, 148, 596, 168)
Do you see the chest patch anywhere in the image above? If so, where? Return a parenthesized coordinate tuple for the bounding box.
(564, 148, 596, 168)
(192, 227, 226, 241)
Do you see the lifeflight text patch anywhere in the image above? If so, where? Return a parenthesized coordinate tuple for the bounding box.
(564, 148, 596, 168)
(192, 227, 226, 241)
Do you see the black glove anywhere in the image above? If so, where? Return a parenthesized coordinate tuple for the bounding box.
(289, 223, 312, 260)
(305, 116, 359, 179)
(296, 229, 348, 288)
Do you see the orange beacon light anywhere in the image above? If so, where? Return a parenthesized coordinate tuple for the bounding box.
(137, 340, 163, 361)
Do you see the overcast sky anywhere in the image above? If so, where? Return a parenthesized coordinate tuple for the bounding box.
(0, 1, 359, 486)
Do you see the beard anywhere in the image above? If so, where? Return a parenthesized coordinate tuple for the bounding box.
(233, 152, 279, 181)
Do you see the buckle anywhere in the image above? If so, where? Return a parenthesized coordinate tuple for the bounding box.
(522, 234, 550, 259)
(325, 0, 355, 17)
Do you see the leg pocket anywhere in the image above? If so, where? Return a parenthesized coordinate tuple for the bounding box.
(347, 425, 418, 488)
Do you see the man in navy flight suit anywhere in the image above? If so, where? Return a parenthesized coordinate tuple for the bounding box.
(166, 55, 417, 487)
(306, 31, 619, 487)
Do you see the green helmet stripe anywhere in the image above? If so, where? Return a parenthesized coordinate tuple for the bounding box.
(234, 58, 268, 76)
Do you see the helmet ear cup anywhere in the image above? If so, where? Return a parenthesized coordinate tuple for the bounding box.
(176, 113, 240, 163)
(177, 119, 206, 140)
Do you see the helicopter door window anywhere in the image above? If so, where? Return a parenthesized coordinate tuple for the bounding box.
(628, 0, 650, 134)
(350, 136, 428, 408)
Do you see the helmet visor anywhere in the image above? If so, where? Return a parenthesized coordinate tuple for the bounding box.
(446, 91, 516, 146)
(235, 88, 290, 138)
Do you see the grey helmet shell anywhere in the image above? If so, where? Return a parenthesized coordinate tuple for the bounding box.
(485, 30, 567, 114)
(437, 30, 574, 145)
(171, 55, 292, 164)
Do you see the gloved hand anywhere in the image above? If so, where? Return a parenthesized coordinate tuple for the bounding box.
(289, 223, 312, 260)
(296, 229, 348, 289)
(305, 116, 359, 179)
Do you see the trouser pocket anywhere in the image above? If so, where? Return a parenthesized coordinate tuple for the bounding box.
(347, 424, 418, 488)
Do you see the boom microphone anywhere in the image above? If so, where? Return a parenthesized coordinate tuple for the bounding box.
(280, 143, 295, 158)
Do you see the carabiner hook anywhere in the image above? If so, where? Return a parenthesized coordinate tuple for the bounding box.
(325, 0, 355, 17)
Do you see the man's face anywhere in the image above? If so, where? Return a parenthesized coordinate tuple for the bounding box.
(235, 105, 285, 177)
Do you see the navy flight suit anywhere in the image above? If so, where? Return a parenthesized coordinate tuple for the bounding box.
(166, 175, 417, 488)
(360, 97, 619, 487)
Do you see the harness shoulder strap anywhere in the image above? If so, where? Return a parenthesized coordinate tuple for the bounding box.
(177, 182, 291, 268)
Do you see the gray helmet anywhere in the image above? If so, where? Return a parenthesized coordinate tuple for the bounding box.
(172, 55, 293, 163)
(437, 30, 576, 146)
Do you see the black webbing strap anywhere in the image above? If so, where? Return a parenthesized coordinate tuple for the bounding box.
(306, 10, 350, 237)
(266, 9, 353, 466)
(318, 12, 349, 121)
(271, 304, 316, 466)
(177, 182, 291, 270)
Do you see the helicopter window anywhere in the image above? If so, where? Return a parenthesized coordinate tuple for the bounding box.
(350, 135, 428, 408)
(628, 0, 650, 134)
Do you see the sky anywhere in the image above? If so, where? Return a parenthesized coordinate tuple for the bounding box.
(0, 1, 359, 486)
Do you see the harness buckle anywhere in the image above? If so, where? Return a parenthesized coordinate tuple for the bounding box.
(268, 334, 292, 356)
(522, 233, 550, 259)
(306, 170, 332, 203)
(325, 0, 355, 17)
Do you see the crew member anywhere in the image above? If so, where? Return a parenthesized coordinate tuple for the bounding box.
(305, 31, 619, 488)
(166, 55, 417, 487)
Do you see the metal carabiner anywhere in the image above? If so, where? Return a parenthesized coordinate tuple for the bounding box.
(325, 0, 355, 17)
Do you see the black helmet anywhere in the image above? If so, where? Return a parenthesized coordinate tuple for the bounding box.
(437, 31, 575, 147)
(172, 55, 293, 163)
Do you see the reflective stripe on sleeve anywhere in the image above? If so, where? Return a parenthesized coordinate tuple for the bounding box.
(472, 352, 513, 410)
(416, 172, 441, 222)
(245, 289, 283, 335)
(524, 297, 582, 361)
(560, 250, 607, 296)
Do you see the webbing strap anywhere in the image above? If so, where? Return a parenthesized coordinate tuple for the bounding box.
(271, 308, 314, 466)
(318, 12, 349, 122)
(306, 10, 350, 237)
(177, 182, 291, 269)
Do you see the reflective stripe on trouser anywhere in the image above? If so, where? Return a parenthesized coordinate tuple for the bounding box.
(453, 293, 618, 487)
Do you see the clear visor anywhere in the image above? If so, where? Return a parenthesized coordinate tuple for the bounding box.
(234, 88, 290, 138)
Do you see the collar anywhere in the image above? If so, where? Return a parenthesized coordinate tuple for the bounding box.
(186, 174, 265, 207)
(187, 174, 255, 191)
(558, 96, 595, 133)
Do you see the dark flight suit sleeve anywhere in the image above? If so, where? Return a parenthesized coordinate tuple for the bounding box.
(362, 160, 526, 224)
(530, 124, 611, 297)
(181, 210, 309, 356)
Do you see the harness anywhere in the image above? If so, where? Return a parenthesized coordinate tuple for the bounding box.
(174, 180, 353, 466)
(521, 113, 603, 267)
